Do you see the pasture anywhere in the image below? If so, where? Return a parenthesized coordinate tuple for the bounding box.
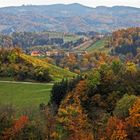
(0, 81, 53, 110)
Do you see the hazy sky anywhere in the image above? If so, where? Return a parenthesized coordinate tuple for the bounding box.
(0, 0, 140, 8)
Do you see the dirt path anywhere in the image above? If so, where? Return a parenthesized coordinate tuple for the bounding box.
(0, 80, 54, 85)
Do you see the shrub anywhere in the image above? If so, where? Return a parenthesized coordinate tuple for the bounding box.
(114, 94, 137, 119)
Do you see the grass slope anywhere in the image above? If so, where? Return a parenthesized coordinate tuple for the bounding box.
(86, 38, 110, 53)
(0, 82, 53, 109)
(19, 53, 76, 80)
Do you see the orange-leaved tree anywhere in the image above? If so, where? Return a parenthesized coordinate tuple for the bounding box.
(2, 116, 28, 140)
(102, 116, 127, 140)
(126, 98, 140, 139)
(55, 80, 94, 140)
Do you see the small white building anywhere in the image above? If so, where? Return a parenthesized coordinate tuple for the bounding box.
(46, 51, 51, 56)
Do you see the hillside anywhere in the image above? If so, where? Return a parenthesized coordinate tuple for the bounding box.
(19, 53, 76, 79)
(0, 4, 140, 33)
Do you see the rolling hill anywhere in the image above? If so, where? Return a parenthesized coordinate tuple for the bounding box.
(0, 3, 140, 33)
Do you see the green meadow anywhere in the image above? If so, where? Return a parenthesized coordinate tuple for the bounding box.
(0, 81, 53, 109)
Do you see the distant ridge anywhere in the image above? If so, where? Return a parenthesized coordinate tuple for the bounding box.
(0, 3, 140, 34)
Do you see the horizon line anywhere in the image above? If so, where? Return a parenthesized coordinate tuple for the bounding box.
(0, 3, 140, 9)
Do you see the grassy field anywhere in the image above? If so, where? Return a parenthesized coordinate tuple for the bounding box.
(0, 82, 53, 110)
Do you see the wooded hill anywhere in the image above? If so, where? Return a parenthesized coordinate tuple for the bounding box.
(0, 48, 76, 82)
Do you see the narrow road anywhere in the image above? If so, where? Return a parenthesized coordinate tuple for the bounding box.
(0, 80, 54, 85)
